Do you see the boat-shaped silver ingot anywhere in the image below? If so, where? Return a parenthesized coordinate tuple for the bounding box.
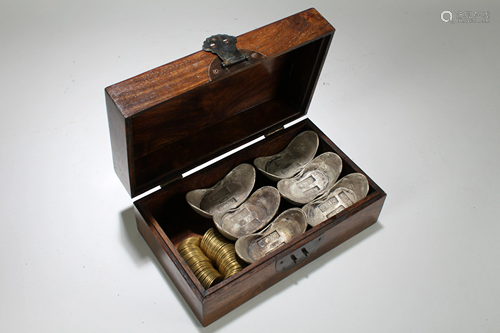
(213, 186, 281, 240)
(186, 164, 256, 218)
(303, 173, 369, 227)
(235, 208, 307, 264)
(254, 131, 319, 181)
(277, 152, 342, 205)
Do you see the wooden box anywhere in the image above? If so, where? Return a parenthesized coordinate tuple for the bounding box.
(105, 8, 386, 326)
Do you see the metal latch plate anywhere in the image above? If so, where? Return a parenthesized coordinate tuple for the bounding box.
(203, 34, 246, 67)
(275, 234, 324, 272)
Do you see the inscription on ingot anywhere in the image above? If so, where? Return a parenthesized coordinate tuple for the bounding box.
(210, 186, 231, 203)
(207, 186, 238, 213)
(249, 230, 285, 261)
(297, 175, 316, 189)
(223, 208, 261, 236)
(258, 230, 280, 247)
(231, 208, 253, 225)
(318, 189, 354, 219)
(303, 185, 320, 195)
(254, 231, 285, 256)
(326, 205, 345, 218)
(319, 196, 338, 212)
(293, 171, 329, 201)
(266, 153, 301, 176)
(338, 191, 354, 206)
(216, 198, 237, 212)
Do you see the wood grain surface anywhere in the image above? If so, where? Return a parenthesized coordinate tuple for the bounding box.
(106, 8, 334, 118)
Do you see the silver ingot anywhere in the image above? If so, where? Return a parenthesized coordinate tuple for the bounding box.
(235, 208, 307, 264)
(277, 152, 342, 205)
(213, 186, 280, 240)
(303, 173, 369, 227)
(254, 131, 319, 181)
(186, 164, 256, 218)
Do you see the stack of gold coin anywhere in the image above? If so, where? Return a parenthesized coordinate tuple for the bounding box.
(177, 236, 223, 290)
(200, 228, 245, 279)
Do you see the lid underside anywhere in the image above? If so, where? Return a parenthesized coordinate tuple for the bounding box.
(105, 8, 335, 197)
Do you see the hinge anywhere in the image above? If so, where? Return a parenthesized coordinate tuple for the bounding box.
(265, 126, 284, 138)
(160, 175, 183, 188)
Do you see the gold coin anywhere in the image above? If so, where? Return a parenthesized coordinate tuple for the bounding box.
(177, 236, 202, 251)
(199, 268, 222, 289)
(185, 257, 210, 269)
(201, 269, 223, 289)
(199, 227, 246, 283)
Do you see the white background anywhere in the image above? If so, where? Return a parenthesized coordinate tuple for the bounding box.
(1, 1, 499, 332)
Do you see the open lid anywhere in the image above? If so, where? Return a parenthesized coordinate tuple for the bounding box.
(105, 8, 335, 198)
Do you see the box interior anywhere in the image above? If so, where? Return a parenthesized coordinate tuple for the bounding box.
(136, 120, 379, 292)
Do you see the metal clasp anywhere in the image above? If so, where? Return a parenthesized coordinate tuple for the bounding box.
(275, 235, 324, 273)
(202, 34, 247, 68)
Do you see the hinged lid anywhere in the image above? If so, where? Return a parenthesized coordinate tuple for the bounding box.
(105, 8, 335, 197)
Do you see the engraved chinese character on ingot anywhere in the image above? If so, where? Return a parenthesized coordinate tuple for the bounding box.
(209, 186, 231, 203)
(235, 208, 307, 264)
(257, 230, 281, 248)
(303, 173, 370, 227)
(186, 163, 255, 218)
(277, 152, 342, 205)
(319, 196, 339, 212)
(227, 208, 260, 232)
(297, 175, 316, 189)
(214, 186, 280, 240)
(216, 198, 237, 212)
(254, 131, 319, 181)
